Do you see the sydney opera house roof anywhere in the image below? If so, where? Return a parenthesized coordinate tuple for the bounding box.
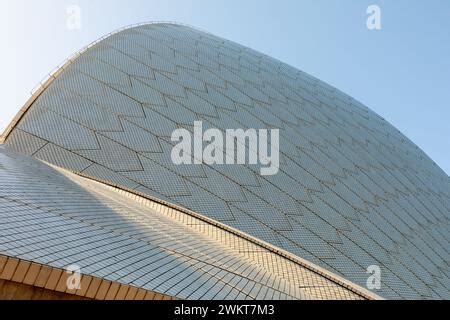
(0, 23, 449, 300)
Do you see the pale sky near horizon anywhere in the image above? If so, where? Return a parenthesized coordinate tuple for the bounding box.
(1, 0, 449, 174)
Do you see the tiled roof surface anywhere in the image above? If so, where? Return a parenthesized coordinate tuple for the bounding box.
(2, 23, 449, 299)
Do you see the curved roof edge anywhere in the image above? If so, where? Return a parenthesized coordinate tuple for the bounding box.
(0, 22, 385, 300)
(0, 22, 210, 145)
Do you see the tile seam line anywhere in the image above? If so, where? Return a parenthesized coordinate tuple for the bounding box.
(0, 147, 380, 300)
(55, 162, 382, 300)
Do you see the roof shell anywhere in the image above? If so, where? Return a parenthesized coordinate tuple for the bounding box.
(2, 23, 449, 299)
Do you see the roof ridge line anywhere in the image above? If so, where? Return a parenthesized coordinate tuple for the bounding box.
(52, 163, 382, 301)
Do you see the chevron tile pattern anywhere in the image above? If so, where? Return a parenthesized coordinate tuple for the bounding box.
(0, 146, 370, 300)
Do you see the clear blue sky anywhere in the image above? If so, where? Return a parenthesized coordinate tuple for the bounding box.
(1, 0, 449, 174)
